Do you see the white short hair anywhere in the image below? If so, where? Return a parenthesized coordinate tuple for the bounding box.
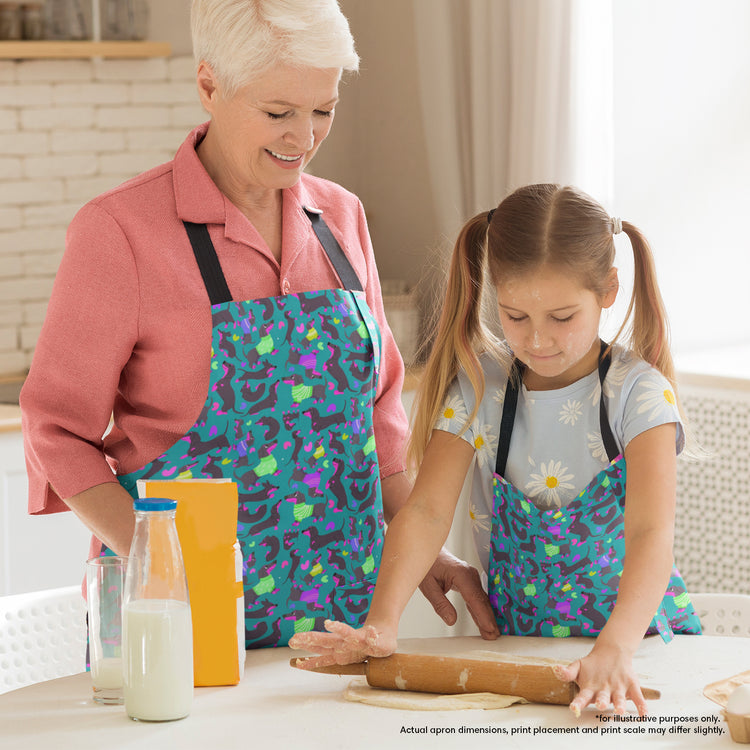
(191, 0, 359, 96)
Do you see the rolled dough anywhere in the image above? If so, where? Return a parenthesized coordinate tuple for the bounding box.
(343, 678, 527, 711)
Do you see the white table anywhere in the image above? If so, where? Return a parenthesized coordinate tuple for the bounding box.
(0, 635, 743, 749)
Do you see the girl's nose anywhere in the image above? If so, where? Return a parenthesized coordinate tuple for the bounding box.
(528, 326, 555, 352)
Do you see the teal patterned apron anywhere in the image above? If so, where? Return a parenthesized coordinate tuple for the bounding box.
(117, 210, 384, 648)
(487, 343, 702, 640)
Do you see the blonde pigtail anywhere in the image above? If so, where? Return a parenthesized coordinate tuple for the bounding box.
(407, 213, 495, 471)
(619, 222, 702, 456)
(621, 222, 675, 383)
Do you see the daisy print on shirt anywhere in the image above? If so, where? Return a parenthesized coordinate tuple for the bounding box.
(559, 398, 584, 426)
(473, 424, 499, 468)
(469, 502, 491, 534)
(587, 353, 630, 407)
(636, 379, 678, 422)
(440, 395, 468, 424)
(588, 430, 610, 463)
(524, 457, 576, 507)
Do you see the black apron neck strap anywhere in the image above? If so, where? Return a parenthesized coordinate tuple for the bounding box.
(494, 358, 523, 478)
(183, 221, 233, 306)
(493, 340, 619, 478)
(303, 208, 363, 292)
(597, 342, 620, 463)
(183, 211, 364, 305)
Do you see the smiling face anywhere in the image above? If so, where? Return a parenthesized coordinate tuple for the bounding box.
(496, 265, 618, 390)
(195, 62, 341, 204)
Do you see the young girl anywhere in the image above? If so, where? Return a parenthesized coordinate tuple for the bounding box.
(289, 184, 701, 716)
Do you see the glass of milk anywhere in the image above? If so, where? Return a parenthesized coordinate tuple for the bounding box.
(85, 555, 128, 704)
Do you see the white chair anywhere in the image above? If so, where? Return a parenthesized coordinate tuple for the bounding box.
(0, 585, 87, 695)
(690, 592, 750, 637)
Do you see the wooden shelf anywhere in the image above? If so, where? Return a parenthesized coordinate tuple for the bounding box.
(0, 40, 171, 59)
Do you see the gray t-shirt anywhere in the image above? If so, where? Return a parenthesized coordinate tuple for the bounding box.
(434, 343, 684, 573)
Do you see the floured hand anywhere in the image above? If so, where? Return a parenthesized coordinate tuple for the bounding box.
(288, 619, 397, 669)
(553, 641, 647, 718)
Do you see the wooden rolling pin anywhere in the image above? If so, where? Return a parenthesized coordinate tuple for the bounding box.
(290, 653, 661, 706)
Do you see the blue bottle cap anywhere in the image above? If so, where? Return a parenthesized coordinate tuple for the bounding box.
(133, 497, 177, 512)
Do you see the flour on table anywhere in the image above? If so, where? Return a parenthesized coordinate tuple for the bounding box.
(705, 670, 750, 708)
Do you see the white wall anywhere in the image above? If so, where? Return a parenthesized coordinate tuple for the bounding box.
(613, 0, 750, 357)
(0, 56, 206, 376)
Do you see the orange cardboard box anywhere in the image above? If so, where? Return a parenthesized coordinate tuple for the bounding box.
(137, 478, 244, 687)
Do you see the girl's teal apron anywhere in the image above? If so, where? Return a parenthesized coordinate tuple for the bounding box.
(487, 343, 701, 641)
(117, 210, 384, 648)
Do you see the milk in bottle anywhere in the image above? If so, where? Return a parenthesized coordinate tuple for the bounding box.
(123, 498, 193, 721)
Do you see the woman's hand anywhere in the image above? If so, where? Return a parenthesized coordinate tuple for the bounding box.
(288, 620, 397, 669)
(553, 640, 647, 717)
(419, 548, 500, 640)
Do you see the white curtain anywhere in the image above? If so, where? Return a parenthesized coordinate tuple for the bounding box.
(413, 0, 615, 243)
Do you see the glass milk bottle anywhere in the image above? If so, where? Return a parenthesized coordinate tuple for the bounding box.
(123, 498, 193, 721)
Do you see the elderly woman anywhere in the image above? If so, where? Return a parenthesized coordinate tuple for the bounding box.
(21, 0, 496, 648)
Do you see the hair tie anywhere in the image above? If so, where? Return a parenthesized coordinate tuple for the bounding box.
(612, 217, 622, 235)
(487, 209, 495, 225)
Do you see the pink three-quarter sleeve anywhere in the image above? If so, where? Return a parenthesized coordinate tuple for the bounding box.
(21, 202, 138, 514)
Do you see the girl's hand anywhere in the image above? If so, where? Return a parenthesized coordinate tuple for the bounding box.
(288, 619, 397, 669)
(553, 641, 647, 717)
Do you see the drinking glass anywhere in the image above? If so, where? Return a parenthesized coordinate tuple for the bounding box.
(86, 556, 128, 705)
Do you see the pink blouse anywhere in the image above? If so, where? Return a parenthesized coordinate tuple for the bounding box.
(21, 122, 409, 515)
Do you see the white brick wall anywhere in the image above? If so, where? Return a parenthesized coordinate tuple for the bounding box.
(0, 55, 205, 377)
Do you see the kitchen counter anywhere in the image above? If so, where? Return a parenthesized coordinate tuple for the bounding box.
(0, 376, 23, 432)
(0, 404, 21, 432)
(0, 634, 742, 749)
